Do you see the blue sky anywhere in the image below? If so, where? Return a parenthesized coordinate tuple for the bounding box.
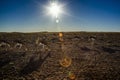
(0, 0, 120, 32)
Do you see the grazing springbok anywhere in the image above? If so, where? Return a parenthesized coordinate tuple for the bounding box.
(35, 37, 47, 50)
(14, 43, 23, 49)
(38, 42, 45, 50)
(89, 36, 96, 41)
(0, 42, 10, 48)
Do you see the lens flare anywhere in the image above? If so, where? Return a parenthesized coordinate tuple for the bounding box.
(59, 32, 63, 41)
(59, 32, 63, 37)
(56, 19, 59, 23)
(59, 56, 72, 68)
(68, 72, 76, 80)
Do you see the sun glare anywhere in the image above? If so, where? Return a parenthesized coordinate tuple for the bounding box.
(48, 2, 61, 18)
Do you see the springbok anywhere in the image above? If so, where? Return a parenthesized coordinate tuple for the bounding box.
(14, 43, 23, 49)
(0, 42, 10, 48)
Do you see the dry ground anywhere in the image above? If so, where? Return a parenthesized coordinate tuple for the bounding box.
(0, 32, 120, 80)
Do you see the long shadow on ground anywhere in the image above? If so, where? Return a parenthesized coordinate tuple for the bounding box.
(20, 52, 51, 76)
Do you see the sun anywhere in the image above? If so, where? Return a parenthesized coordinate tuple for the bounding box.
(48, 2, 61, 18)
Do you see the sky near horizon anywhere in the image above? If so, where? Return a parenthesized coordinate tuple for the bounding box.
(0, 0, 120, 32)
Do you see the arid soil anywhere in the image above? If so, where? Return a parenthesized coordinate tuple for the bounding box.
(0, 32, 120, 80)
